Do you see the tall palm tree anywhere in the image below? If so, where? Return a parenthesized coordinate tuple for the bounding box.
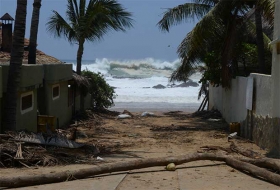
(3, 0, 28, 131)
(46, 0, 133, 111)
(28, 0, 42, 64)
(158, 0, 274, 87)
(46, 0, 133, 75)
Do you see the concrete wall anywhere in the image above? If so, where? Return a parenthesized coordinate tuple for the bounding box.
(0, 66, 2, 131)
(250, 73, 272, 116)
(0, 66, 2, 98)
(43, 81, 72, 128)
(271, 0, 280, 118)
(39, 64, 73, 128)
(0, 64, 44, 92)
(43, 64, 72, 83)
(16, 90, 38, 132)
(84, 94, 92, 110)
(209, 74, 279, 156)
(0, 64, 43, 132)
(209, 76, 248, 123)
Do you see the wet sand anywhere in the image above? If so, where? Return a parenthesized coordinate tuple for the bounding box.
(109, 102, 200, 113)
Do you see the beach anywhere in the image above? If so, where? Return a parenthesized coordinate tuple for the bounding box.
(110, 102, 200, 113)
(65, 58, 203, 113)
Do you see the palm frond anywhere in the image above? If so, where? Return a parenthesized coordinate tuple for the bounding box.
(46, 10, 77, 43)
(67, 0, 79, 24)
(170, 58, 196, 82)
(258, 0, 275, 26)
(157, 2, 214, 32)
(83, 0, 133, 42)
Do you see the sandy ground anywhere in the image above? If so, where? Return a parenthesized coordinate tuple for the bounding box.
(1, 110, 279, 189)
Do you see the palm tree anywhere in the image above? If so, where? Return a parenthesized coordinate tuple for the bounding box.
(158, 0, 274, 87)
(46, 0, 133, 111)
(3, 0, 28, 131)
(28, 0, 42, 64)
(46, 0, 133, 75)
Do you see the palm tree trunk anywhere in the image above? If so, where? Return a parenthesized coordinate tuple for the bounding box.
(220, 7, 240, 88)
(76, 40, 85, 75)
(28, 0, 42, 64)
(76, 40, 85, 111)
(255, 6, 266, 73)
(3, 0, 28, 131)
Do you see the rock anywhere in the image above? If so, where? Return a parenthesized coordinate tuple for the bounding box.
(152, 84, 166, 89)
(175, 80, 199, 87)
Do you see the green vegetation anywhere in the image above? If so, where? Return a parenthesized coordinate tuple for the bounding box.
(158, 0, 274, 88)
(82, 70, 116, 110)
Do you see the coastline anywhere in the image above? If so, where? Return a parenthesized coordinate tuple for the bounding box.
(109, 102, 200, 113)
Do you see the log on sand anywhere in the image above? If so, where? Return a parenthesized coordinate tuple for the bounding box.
(1, 153, 280, 188)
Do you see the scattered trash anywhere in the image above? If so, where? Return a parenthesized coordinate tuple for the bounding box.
(141, 112, 155, 117)
(122, 110, 134, 117)
(166, 163, 176, 171)
(117, 114, 132, 119)
(97, 156, 104, 161)
(76, 131, 88, 139)
(10, 132, 85, 149)
(228, 132, 238, 141)
(208, 118, 221, 122)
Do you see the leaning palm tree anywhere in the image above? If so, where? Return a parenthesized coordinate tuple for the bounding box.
(3, 0, 28, 131)
(158, 0, 274, 87)
(28, 0, 42, 64)
(46, 0, 133, 75)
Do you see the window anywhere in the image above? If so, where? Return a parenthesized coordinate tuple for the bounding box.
(52, 84, 60, 100)
(20, 91, 34, 114)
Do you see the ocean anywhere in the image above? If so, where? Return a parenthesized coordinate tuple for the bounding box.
(64, 58, 203, 113)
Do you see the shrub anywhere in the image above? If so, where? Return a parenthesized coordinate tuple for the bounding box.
(82, 70, 116, 109)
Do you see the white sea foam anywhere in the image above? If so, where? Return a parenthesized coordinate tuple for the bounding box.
(65, 58, 203, 106)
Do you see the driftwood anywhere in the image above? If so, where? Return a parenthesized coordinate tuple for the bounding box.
(201, 142, 262, 159)
(1, 153, 280, 188)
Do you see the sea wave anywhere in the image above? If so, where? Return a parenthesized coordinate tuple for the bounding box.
(65, 58, 181, 78)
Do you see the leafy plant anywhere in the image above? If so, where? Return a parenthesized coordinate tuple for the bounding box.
(82, 70, 116, 109)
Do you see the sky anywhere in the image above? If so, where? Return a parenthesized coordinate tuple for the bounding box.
(0, 0, 196, 62)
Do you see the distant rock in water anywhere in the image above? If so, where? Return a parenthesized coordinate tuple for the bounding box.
(143, 87, 150, 89)
(176, 80, 199, 87)
(152, 84, 166, 89)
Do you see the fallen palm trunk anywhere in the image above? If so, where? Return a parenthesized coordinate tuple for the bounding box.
(240, 157, 280, 172)
(1, 153, 280, 188)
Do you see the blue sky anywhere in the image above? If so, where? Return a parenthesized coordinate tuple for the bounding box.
(0, 0, 196, 61)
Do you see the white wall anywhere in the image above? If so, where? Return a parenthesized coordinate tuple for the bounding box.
(271, 0, 280, 118)
(250, 73, 272, 116)
(209, 74, 272, 123)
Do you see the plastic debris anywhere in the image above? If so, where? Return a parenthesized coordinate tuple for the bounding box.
(228, 132, 238, 141)
(141, 112, 155, 117)
(117, 114, 132, 119)
(97, 156, 104, 161)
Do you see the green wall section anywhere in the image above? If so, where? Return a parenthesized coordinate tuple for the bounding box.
(0, 63, 74, 132)
(43, 81, 72, 128)
(16, 90, 38, 132)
